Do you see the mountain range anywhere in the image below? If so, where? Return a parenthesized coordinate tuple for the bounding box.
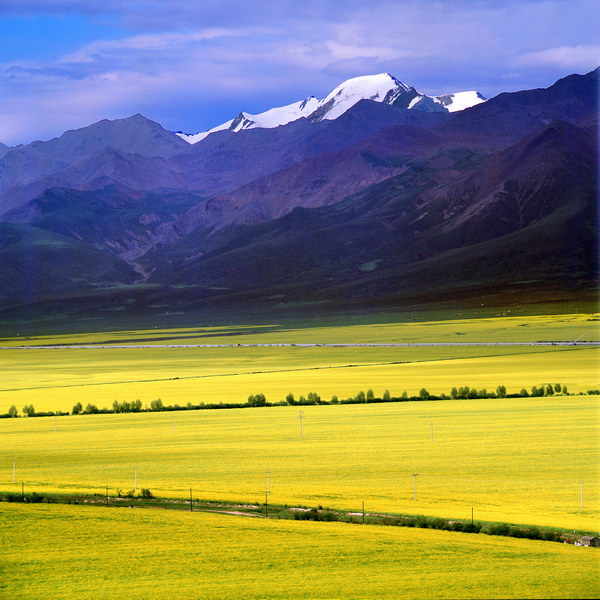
(0, 69, 597, 321)
(176, 73, 486, 143)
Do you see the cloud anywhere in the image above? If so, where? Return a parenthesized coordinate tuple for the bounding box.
(0, 0, 596, 144)
(516, 45, 600, 69)
(59, 28, 251, 63)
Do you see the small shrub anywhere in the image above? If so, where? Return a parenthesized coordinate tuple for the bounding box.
(320, 511, 338, 522)
(483, 523, 510, 536)
(27, 492, 46, 503)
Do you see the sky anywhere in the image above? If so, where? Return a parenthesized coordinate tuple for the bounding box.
(0, 0, 598, 145)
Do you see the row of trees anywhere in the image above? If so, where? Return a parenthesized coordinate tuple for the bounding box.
(0, 383, 587, 418)
(249, 383, 572, 407)
(331, 383, 570, 404)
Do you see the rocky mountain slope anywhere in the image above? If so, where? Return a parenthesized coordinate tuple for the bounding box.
(0, 68, 596, 319)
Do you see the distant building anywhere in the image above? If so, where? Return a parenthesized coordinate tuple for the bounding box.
(577, 536, 600, 547)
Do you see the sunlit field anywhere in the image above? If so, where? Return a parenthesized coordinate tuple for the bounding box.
(1, 395, 598, 531)
(1, 503, 598, 600)
(0, 343, 597, 413)
(1, 311, 598, 346)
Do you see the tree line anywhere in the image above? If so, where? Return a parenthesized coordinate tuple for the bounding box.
(2, 383, 591, 418)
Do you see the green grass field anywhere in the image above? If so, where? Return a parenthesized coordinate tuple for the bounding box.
(1, 503, 598, 600)
(1, 395, 598, 531)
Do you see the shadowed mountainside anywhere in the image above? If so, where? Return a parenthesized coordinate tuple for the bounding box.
(0, 68, 597, 319)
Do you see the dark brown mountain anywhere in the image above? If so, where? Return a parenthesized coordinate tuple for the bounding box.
(144, 119, 596, 305)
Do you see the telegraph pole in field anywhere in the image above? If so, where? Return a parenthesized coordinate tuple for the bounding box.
(298, 410, 303, 439)
(412, 474, 419, 501)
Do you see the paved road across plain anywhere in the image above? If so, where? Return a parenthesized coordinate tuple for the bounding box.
(1, 342, 598, 350)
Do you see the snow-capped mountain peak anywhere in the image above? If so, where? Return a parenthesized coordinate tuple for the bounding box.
(177, 96, 319, 144)
(177, 74, 486, 143)
(308, 73, 412, 122)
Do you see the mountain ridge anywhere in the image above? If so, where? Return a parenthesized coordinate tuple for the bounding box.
(0, 68, 596, 319)
(176, 73, 486, 143)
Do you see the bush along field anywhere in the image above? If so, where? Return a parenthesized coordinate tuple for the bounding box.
(0, 487, 593, 545)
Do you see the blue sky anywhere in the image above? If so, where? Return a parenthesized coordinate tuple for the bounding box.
(0, 0, 598, 145)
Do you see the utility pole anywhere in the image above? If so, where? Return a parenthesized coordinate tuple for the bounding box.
(12, 457, 16, 483)
(580, 480, 584, 510)
(411, 474, 419, 501)
(266, 470, 271, 495)
(298, 410, 303, 439)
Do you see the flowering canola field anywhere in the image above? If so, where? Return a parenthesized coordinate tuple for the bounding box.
(0, 344, 597, 414)
(1, 395, 598, 531)
(1, 503, 598, 600)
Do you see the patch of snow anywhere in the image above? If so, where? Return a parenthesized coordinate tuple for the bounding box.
(407, 95, 424, 109)
(434, 91, 486, 113)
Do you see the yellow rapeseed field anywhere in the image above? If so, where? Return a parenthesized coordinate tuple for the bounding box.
(1, 503, 598, 600)
(1, 396, 598, 530)
(1, 311, 597, 346)
(0, 343, 596, 413)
